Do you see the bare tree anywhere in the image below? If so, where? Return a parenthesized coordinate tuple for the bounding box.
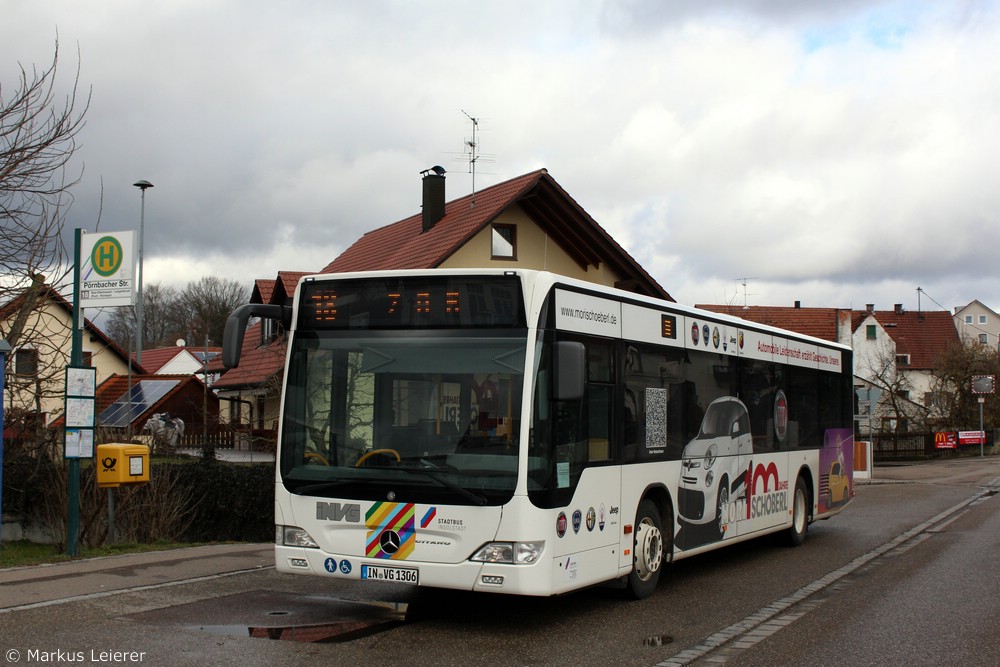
(930, 341, 1000, 431)
(105, 281, 185, 351)
(1, 39, 90, 453)
(178, 276, 248, 345)
(1, 37, 90, 311)
(856, 339, 928, 434)
(107, 277, 248, 353)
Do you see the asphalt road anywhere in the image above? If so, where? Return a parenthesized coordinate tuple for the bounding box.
(1, 456, 998, 667)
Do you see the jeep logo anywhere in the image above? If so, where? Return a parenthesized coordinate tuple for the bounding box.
(316, 501, 361, 522)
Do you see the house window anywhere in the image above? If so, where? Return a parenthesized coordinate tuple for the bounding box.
(82, 351, 93, 367)
(261, 317, 277, 343)
(980, 315, 988, 324)
(882, 416, 908, 433)
(895, 354, 910, 366)
(965, 315, 973, 324)
(14, 348, 38, 376)
(980, 334, 989, 345)
(256, 396, 266, 430)
(866, 325, 877, 340)
(491, 224, 516, 259)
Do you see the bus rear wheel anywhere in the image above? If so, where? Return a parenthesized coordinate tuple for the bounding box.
(786, 476, 810, 547)
(628, 500, 666, 599)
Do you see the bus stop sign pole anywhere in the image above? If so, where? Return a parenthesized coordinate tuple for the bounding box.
(0, 339, 10, 549)
(67, 229, 84, 556)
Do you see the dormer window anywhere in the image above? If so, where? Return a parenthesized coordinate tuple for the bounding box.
(491, 224, 516, 260)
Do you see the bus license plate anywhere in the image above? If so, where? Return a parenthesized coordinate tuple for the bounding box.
(361, 564, 419, 584)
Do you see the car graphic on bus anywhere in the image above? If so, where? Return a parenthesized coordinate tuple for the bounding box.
(826, 459, 850, 508)
(679, 397, 753, 538)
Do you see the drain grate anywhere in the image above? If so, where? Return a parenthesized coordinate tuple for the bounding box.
(125, 590, 406, 643)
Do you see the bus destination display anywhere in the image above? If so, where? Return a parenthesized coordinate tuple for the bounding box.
(299, 276, 526, 329)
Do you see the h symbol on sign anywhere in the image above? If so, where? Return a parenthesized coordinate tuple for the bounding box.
(99, 244, 117, 266)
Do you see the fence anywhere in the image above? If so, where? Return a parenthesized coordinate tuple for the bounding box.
(871, 430, 996, 461)
(178, 426, 276, 451)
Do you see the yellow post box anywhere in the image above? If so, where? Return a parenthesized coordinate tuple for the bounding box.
(96, 443, 150, 488)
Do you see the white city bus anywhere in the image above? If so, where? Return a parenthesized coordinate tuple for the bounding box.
(223, 269, 854, 599)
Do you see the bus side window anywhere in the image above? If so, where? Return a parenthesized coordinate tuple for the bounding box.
(587, 340, 614, 462)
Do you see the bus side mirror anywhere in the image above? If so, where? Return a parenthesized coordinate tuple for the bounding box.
(222, 303, 288, 369)
(554, 341, 585, 401)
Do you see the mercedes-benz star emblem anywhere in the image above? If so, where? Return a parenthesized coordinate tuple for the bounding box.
(379, 529, 401, 555)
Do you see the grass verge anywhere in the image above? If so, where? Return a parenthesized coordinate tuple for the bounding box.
(0, 540, 204, 569)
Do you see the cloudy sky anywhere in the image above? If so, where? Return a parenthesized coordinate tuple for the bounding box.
(5, 0, 999, 315)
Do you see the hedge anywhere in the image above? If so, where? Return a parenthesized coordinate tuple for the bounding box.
(1, 453, 274, 546)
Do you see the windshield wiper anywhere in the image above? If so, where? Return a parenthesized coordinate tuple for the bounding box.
(392, 465, 488, 506)
(293, 480, 350, 496)
(294, 466, 488, 505)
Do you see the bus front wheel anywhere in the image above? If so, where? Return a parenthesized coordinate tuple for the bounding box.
(628, 500, 666, 599)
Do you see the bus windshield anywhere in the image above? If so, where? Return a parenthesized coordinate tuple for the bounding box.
(279, 332, 526, 506)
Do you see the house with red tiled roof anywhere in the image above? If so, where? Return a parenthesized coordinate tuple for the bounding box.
(1, 280, 139, 430)
(952, 300, 1000, 349)
(212, 320, 284, 437)
(68, 373, 220, 452)
(136, 346, 221, 375)
(852, 305, 960, 414)
(322, 168, 670, 299)
(216, 168, 671, 444)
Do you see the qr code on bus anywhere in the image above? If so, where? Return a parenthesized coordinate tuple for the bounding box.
(645, 387, 667, 450)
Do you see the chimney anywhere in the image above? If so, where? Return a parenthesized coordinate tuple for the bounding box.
(421, 166, 446, 232)
(894, 304, 904, 315)
(866, 304, 875, 314)
(794, 300, 801, 309)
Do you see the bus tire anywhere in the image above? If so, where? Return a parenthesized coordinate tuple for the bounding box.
(786, 475, 809, 547)
(628, 499, 666, 599)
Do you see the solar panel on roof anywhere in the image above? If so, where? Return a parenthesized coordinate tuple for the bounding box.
(98, 379, 181, 428)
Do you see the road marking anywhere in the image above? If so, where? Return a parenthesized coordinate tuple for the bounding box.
(655, 488, 992, 666)
(0, 565, 273, 615)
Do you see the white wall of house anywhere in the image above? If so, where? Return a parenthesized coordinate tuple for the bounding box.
(443, 205, 622, 287)
(851, 315, 896, 387)
(156, 350, 203, 375)
(852, 314, 938, 423)
(4, 299, 130, 423)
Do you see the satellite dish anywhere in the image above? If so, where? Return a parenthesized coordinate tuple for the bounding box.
(175, 338, 186, 347)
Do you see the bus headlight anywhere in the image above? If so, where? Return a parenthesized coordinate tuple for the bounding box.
(471, 541, 544, 565)
(278, 525, 320, 548)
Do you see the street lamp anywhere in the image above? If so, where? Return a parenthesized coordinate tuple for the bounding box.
(133, 180, 153, 366)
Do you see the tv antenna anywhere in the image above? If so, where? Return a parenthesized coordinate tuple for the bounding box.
(453, 110, 495, 207)
(735, 277, 757, 309)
